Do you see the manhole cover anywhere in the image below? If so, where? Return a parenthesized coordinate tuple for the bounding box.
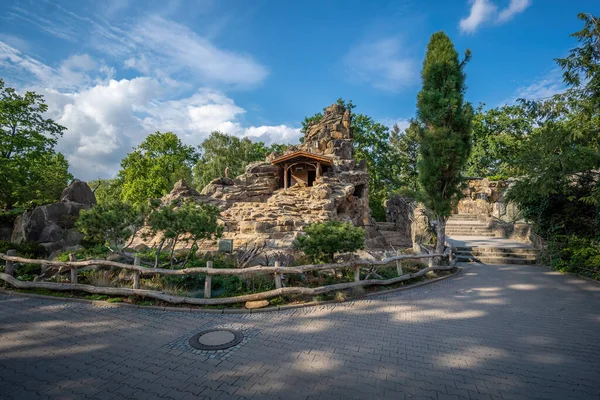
(188, 329, 244, 350)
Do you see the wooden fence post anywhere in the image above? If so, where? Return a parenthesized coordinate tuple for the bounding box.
(69, 253, 78, 284)
(354, 264, 360, 282)
(5, 249, 16, 276)
(204, 260, 212, 299)
(133, 256, 141, 289)
(396, 249, 403, 276)
(428, 255, 434, 268)
(274, 261, 282, 289)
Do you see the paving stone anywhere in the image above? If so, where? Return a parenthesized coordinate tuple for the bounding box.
(1, 263, 600, 399)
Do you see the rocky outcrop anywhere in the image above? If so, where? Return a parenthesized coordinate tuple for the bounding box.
(457, 178, 522, 222)
(60, 179, 97, 207)
(11, 180, 95, 254)
(300, 103, 354, 160)
(140, 103, 387, 252)
(385, 196, 414, 237)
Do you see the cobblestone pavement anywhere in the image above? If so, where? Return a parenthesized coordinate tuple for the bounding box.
(1, 263, 600, 400)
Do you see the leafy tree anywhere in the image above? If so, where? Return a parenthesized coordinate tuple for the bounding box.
(390, 122, 420, 192)
(118, 131, 198, 206)
(76, 201, 145, 254)
(294, 220, 365, 264)
(465, 104, 532, 178)
(193, 131, 288, 189)
(0, 78, 72, 209)
(353, 114, 403, 220)
(88, 178, 123, 205)
(146, 199, 223, 268)
(415, 31, 473, 256)
(507, 13, 600, 242)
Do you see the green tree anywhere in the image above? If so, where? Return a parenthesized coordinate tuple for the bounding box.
(193, 131, 288, 189)
(465, 104, 532, 178)
(390, 122, 420, 192)
(76, 201, 145, 253)
(0, 78, 72, 209)
(415, 31, 473, 256)
(353, 114, 402, 220)
(146, 199, 223, 268)
(88, 178, 123, 206)
(507, 13, 600, 242)
(294, 220, 365, 263)
(118, 131, 198, 206)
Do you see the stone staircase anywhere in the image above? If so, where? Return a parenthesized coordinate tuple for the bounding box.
(376, 222, 410, 248)
(446, 214, 496, 237)
(455, 246, 538, 265)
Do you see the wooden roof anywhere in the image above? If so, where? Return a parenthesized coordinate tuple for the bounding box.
(271, 151, 333, 166)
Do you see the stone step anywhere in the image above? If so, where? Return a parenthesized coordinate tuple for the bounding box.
(457, 256, 537, 265)
(376, 222, 397, 231)
(456, 251, 537, 260)
(447, 232, 496, 236)
(446, 221, 488, 228)
(448, 214, 480, 220)
(447, 231, 496, 235)
(446, 228, 494, 232)
(456, 246, 538, 254)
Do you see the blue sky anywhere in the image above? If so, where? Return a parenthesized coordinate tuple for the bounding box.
(0, 0, 597, 180)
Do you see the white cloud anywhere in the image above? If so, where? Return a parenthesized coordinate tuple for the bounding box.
(381, 118, 411, 133)
(0, 42, 113, 90)
(498, 0, 532, 23)
(0, 41, 297, 180)
(502, 69, 565, 104)
(128, 16, 269, 87)
(459, 0, 498, 33)
(459, 0, 532, 33)
(343, 37, 417, 92)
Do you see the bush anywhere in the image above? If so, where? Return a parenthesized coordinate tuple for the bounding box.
(294, 220, 365, 264)
(547, 235, 600, 279)
(0, 240, 46, 258)
(0, 208, 24, 225)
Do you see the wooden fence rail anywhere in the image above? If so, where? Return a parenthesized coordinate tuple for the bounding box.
(0, 249, 456, 306)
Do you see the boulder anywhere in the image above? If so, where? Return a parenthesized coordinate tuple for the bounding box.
(60, 179, 97, 207)
(11, 180, 96, 255)
(12, 201, 88, 243)
(245, 300, 269, 309)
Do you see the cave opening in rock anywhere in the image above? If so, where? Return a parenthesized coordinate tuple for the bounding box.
(354, 184, 365, 198)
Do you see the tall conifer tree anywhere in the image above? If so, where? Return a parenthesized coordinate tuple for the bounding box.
(415, 32, 473, 255)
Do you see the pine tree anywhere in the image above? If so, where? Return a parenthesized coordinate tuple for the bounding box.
(415, 31, 473, 256)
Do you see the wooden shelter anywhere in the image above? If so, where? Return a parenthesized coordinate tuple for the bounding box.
(271, 151, 333, 189)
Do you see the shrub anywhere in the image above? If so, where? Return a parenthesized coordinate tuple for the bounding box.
(0, 240, 46, 258)
(294, 220, 365, 264)
(76, 201, 145, 253)
(547, 235, 600, 279)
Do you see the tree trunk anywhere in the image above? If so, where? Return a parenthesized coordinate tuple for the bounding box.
(435, 217, 447, 264)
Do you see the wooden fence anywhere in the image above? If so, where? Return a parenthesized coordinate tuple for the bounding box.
(0, 248, 456, 306)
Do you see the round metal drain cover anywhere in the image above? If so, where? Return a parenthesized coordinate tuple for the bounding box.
(189, 329, 243, 350)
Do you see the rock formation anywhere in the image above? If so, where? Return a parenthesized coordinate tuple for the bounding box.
(11, 180, 96, 254)
(151, 103, 386, 252)
(457, 178, 521, 221)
